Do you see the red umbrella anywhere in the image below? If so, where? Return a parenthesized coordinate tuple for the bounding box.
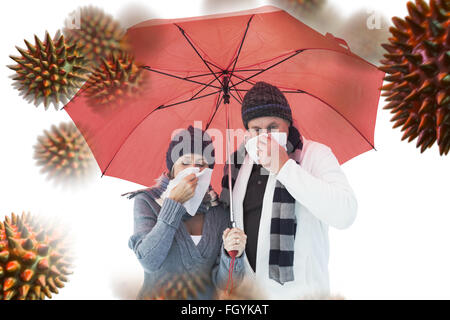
(64, 5, 384, 198)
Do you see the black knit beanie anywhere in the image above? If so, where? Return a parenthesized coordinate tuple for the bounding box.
(241, 82, 292, 129)
(165, 126, 215, 172)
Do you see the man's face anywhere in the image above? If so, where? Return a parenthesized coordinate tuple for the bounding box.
(247, 116, 290, 138)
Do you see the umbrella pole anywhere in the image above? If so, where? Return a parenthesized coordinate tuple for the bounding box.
(225, 100, 236, 229)
(223, 76, 238, 295)
(223, 75, 236, 229)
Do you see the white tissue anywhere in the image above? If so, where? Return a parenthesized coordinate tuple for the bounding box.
(163, 166, 213, 216)
(245, 132, 287, 164)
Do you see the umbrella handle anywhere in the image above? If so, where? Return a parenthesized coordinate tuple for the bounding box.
(225, 249, 238, 295)
(228, 250, 238, 258)
(325, 32, 351, 52)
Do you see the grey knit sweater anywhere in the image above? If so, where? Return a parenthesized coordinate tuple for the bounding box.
(128, 192, 244, 299)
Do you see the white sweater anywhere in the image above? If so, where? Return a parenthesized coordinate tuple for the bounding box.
(231, 137, 357, 299)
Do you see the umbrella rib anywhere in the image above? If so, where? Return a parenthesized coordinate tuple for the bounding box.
(174, 23, 224, 88)
(203, 59, 225, 73)
(312, 98, 377, 150)
(205, 89, 241, 132)
(228, 90, 242, 105)
(229, 49, 305, 89)
(281, 90, 307, 93)
(185, 71, 224, 79)
(205, 93, 224, 131)
(229, 78, 243, 103)
(101, 89, 222, 177)
(152, 89, 222, 111)
(191, 76, 221, 100)
(233, 69, 264, 72)
(204, 91, 242, 131)
(282, 90, 376, 150)
(141, 66, 221, 89)
(230, 72, 256, 87)
(228, 15, 255, 77)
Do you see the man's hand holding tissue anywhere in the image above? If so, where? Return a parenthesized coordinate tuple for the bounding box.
(168, 173, 198, 204)
(257, 134, 290, 174)
(223, 227, 247, 257)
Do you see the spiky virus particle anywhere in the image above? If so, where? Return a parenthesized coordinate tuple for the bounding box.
(272, 0, 327, 15)
(109, 272, 142, 299)
(115, 3, 156, 29)
(146, 272, 212, 300)
(336, 10, 392, 65)
(202, 0, 259, 14)
(64, 6, 127, 68)
(33, 122, 95, 183)
(269, 0, 339, 36)
(214, 281, 267, 300)
(286, 0, 326, 11)
(379, 0, 450, 155)
(84, 53, 146, 107)
(8, 31, 90, 110)
(0, 212, 72, 300)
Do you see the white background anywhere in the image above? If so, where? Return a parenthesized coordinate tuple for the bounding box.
(0, 0, 448, 299)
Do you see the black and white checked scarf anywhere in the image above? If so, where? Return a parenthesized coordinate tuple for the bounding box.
(220, 126, 303, 285)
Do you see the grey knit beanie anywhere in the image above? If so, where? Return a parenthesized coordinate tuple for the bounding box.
(165, 126, 215, 172)
(241, 82, 292, 129)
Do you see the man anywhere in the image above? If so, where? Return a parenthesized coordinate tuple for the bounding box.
(220, 81, 357, 299)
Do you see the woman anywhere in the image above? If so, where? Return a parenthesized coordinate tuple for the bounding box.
(123, 126, 247, 299)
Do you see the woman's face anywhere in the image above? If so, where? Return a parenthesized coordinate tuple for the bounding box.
(171, 154, 209, 178)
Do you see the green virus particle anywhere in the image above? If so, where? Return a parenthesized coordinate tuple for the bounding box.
(64, 6, 128, 69)
(8, 31, 90, 110)
(379, 0, 449, 155)
(84, 53, 146, 107)
(0, 212, 72, 300)
(33, 122, 95, 184)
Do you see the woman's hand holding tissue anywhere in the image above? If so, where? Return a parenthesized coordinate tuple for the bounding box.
(168, 173, 198, 204)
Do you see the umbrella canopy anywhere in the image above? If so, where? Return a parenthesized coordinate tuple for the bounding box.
(64, 5, 385, 193)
